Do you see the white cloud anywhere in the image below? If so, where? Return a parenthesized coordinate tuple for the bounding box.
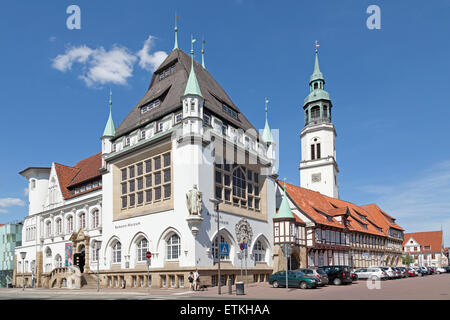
(52, 45, 93, 72)
(360, 160, 450, 245)
(137, 36, 168, 72)
(51, 35, 168, 87)
(0, 198, 25, 214)
(81, 46, 137, 87)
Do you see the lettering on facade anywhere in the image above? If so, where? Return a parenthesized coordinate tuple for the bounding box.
(114, 222, 141, 229)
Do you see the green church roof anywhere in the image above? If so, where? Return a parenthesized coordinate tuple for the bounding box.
(309, 51, 324, 84)
(184, 37, 203, 97)
(102, 92, 116, 137)
(275, 183, 294, 219)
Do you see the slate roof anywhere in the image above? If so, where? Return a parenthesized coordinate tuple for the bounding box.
(402, 231, 443, 253)
(115, 48, 256, 139)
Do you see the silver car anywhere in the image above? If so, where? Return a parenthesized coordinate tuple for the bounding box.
(354, 267, 387, 281)
(297, 268, 329, 286)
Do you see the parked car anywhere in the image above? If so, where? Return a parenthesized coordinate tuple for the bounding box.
(354, 267, 388, 281)
(444, 266, 450, 273)
(381, 267, 396, 279)
(297, 268, 329, 287)
(318, 266, 352, 285)
(418, 266, 429, 275)
(406, 267, 417, 277)
(429, 267, 436, 274)
(425, 267, 433, 275)
(269, 270, 319, 289)
(396, 267, 408, 278)
(392, 267, 403, 278)
(435, 267, 446, 274)
(350, 272, 358, 281)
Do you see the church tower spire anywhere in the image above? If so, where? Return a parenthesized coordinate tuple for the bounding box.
(102, 89, 115, 138)
(201, 38, 206, 69)
(299, 42, 339, 199)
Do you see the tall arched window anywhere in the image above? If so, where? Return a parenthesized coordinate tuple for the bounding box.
(56, 218, 62, 235)
(46, 221, 52, 237)
(91, 209, 99, 228)
(232, 167, 246, 204)
(45, 247, 52, 258)
(310, 138, 321, 160)
(137, 238, 149, 262)
(212, 235, 230, 261)
(55, 254, 62, 268)
(112, 242, 122, 263)
(166, 234, 180, 260)
(67, 216, 73, 233)
(79, 213, 86, 229)
(253, 240, 266, 262)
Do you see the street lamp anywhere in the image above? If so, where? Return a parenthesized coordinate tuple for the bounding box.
(210, 198, 221, 295)
(94, 240, 102, 292)
(20, 252, 26, 291)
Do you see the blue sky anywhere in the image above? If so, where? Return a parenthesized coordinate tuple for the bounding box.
(1, 1, 450, 245)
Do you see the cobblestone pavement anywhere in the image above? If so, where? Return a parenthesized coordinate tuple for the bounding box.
(1, 273, 450, 300)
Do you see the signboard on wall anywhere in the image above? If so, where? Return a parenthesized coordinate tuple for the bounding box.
(65, 243, 73, 267)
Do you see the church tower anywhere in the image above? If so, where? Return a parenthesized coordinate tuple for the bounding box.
(299, 44, 339, 198)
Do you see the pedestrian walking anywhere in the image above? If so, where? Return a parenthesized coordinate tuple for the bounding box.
(188, 272, 194, 290)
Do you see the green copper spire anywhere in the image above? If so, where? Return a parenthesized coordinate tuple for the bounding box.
(102, 90, 116, 138)
(201, 38, 206, 69)
(275, 180, 294, 219)
(173, 15, 179, 50)
(183, 35, 203, 97)
(310, 41, 324, 84)
(262, 98, 274, 144)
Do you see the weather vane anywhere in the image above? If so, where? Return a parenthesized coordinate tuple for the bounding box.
(265, 98, 269, 112)
(314, 40, 320, 53)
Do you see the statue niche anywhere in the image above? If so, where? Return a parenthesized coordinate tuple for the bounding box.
(185, 184, 204, 237)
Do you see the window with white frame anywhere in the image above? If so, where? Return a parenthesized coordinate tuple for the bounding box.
(166, 234, 180, 260)
(112, 241, 122, 263)
(141, 130, 146, 140)
(55, 254, 62, 268)
(46, 221, 52, 237)
(91, 209, 99, 229)
(79, 213, 86, 229)
(67, 216, 73, 233)
(253, 240, 266, 262)
(137, 238, 149, 262)
(56, 219, 62, 235)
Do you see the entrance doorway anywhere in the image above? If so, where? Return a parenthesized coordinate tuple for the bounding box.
(74, 245, 85, 273)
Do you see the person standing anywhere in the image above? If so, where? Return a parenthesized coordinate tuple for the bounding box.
(193, 269, 200, 291)
(188, 272, 194, 291)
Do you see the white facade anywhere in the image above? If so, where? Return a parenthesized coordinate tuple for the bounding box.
(299, 123, 338, 198)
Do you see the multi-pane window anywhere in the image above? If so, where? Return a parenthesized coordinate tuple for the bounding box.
(46, 221, 52, 237)
(311, 106, 320, 119)
(92, 210, 99, 228)
(79, 213, 86, 229)
(120, 151, 172, 209)
(253, 240, 266, 262)
(212, 235, 230, 261)
(166, 234, 180, 260)
(215, 164, 262, 211)
(56, 219, 62, 235)
(112, 242, 122, 263)
(137, 238, 149, 262)
(55, 255, 63, 268)
(67, 216, 73, 233)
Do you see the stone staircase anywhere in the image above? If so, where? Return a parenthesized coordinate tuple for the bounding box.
(81, 273, 99, 289)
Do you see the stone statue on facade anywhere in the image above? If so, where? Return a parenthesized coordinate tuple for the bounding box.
(186, 184, 202, 216)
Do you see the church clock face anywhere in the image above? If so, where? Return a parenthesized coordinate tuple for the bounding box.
(235, 218, 253, 245)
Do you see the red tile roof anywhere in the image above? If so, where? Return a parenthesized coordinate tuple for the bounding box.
(403, 231, 443, 253)
(277, 181, 393, 237)
(360, 203, 404, 233)
(55, 152, 102, 200)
